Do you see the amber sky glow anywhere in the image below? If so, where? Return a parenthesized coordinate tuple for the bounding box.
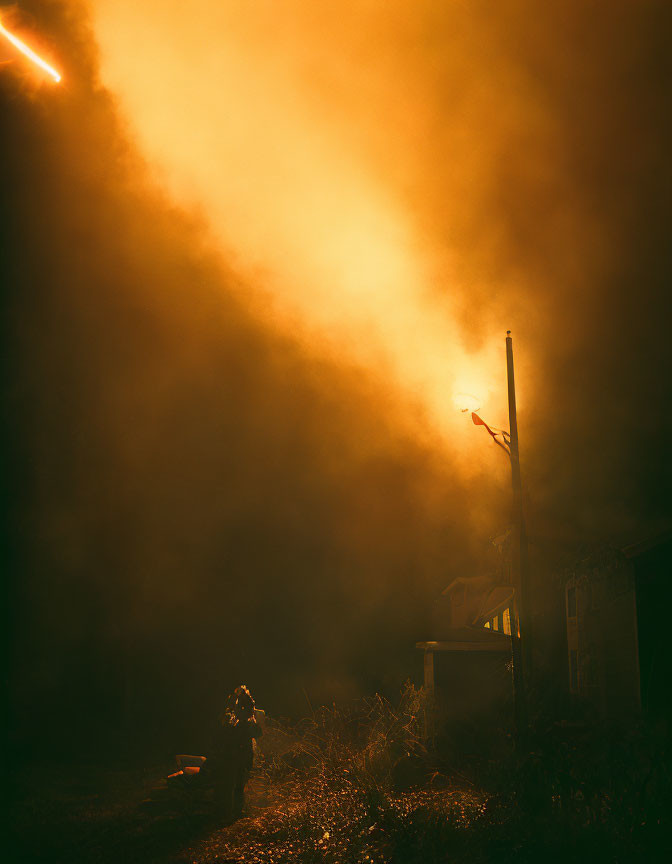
(87, 0, 511, 450)
(5, 0, 671, 745)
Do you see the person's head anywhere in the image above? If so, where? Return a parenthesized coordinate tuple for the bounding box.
(227, 684, 255, 721)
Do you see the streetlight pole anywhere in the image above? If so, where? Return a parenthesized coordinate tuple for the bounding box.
(457, 335, 531, 742)
(506, 331, 531, 738)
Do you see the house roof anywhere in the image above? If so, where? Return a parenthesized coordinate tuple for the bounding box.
(441, 573, 497, 596)
(472, 585, 514, 626)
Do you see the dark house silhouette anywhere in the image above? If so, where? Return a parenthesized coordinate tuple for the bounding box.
(564, 531, 672, 726)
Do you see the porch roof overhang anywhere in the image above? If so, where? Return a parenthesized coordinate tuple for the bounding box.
(416, 627, 511, 653)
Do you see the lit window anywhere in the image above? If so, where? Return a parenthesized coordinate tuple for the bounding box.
(503, 608, 511, 635)
(493, 614, 500, 631)
(484, 621, 490, 628)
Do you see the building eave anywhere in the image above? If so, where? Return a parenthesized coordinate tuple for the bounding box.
(416, 627, 512, 653)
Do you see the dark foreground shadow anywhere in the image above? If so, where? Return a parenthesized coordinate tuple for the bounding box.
(8, 764, 234, 864)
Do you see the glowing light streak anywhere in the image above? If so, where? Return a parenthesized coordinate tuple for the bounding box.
(0, 17, 61, 82)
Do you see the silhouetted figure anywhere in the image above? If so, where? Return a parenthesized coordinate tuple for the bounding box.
(200, 684, 262, 820)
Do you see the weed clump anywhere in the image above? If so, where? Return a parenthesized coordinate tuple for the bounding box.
(204, 683, 489, 864)
(192, 684, 672, 864)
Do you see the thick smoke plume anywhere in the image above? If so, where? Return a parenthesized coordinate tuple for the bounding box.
(86, 0, 672, 529)
(2, 0, 671, 753)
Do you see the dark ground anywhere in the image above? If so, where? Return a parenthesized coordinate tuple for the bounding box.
(7, 760, 484, 864)
(9, 696, 672, 864)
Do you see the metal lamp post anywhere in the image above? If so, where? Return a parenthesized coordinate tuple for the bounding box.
(506, 333, 532, 670)
(505, 331, 531, 741)
(455, 332, 533, 743)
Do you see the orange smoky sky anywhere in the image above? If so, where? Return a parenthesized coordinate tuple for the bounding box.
(78, 0, 672, 540)
(87, 0, 516, 445)
(5, 0, 668, 545)
(4, 0, 671, 743)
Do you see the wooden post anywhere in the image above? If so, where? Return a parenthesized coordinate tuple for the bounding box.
(423, 647, 435, 693)
(423, 648, 435, 742)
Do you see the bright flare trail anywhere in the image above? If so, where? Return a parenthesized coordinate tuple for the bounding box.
(0, 17, 61, 82)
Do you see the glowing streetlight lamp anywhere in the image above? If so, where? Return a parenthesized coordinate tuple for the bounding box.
(453, 392, 481, 414)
